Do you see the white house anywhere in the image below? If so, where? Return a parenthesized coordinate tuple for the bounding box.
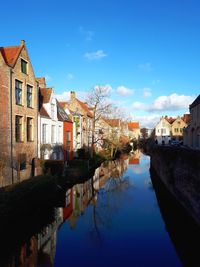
(155, 116, 172, 144)
(38, 86, 63, 159)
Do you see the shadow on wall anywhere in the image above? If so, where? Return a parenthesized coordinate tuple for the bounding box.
(150, 166, 200, 267)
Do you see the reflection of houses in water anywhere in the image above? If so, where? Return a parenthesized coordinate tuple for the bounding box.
(63, 189, 73, 221)
(37, 208, 63, 266)
(68, 179, 94, 228)
(129, 149, 141, 165)
(6, 236, 38, 267)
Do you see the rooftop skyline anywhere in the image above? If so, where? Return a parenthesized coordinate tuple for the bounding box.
(1, 0, 200, 127)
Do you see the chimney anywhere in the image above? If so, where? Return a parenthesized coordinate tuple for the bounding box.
(70, 91, 76, 101)
(36, 77, 46, 88)
(21, 40, 25, 46)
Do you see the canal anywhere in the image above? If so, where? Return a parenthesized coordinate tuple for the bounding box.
(1, 150, 200, 266)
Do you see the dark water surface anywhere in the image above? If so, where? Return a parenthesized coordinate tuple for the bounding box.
(2, 151, 200, 266)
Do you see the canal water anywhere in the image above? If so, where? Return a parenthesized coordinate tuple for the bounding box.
(1, 150, 194, 267)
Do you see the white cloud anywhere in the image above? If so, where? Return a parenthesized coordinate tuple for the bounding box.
(55, 91, 70, 101)
(135, 115, 160, 128)
(94, 84, 113, 94)
(79, 26, 94, 41)
(148, 93, 195, 112)
(138, 62, 152, 71)
(116, 86, 133, 96)
(143, 88, 152, 97)
(84, 50, 107, 60)
(67, 73, 75, 80)
(45, 74, 52, 82)
(55, 90, 87, 102)
(132, 101, 145, 110)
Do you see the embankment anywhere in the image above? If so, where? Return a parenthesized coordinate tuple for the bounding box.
(149, 145, 200, 225)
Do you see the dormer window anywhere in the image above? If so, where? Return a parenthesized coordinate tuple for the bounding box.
(21, 59, 27, 74)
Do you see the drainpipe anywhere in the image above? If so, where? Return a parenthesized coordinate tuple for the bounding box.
(9, 68, 14, 183)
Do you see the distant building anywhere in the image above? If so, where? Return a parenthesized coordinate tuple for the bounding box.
(0, 40, 38, 187)
(184, 95, 200, 148)
(155, 115, 188, 144)
(128, 122, 140, 140)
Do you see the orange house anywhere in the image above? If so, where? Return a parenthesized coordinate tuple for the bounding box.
(57, 102, 73, 161)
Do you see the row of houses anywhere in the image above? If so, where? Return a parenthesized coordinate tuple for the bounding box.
(154, 95, 200, 149)
(0, 40, 140, 187)
(155, 114, 189, 144)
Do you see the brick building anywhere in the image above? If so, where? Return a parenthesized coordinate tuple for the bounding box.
(0, 40, 38, 187)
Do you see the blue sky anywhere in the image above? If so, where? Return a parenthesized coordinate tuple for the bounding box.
(1, 0, 200, 127)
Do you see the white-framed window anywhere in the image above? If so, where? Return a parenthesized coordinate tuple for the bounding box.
(51, 125, 55, 143)
(27, 85, 33, 108)
(21, 59, 28, 74)
(42, 124, 47, 143)
(15, 115, 23, 142)
(15, 80, 22, 105)
(27, 117, 34, 141)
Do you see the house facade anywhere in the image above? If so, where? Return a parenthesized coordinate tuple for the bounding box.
(38, 82, 63, 160)
(63, 91, 93, 153)
(57, 102, 73, 161)
(128, 122, 140, 140)
(155, 117, 172, 144)
(0, 40, 38, 186)
(184, 95, 200, 148)
(155, 115, 188, 144)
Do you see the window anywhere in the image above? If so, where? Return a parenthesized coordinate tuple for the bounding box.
(15, 80, 22, 105)
(51, 125, 55, 143)
(27, 117, 33, 141)
(59, 126, 62, 142)
(51, 103, 55, 119)
(27, 85, 33, 107)
(42, 124, 47, 143)
(66, 131, 71, 150)
(180, 128, 183, 133)
(16, 115, 23, 142)
(19, 153, 26, 170)
(174, 128, 179, 133)
(21, 59, 27, 74)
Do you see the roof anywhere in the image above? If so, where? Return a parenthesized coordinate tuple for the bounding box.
(0, 45, 23, 67)
(190, 95, 200, 109)
(76, 99, 93, 118)
(128, 122, 140, 130)
(39, 106, 50, 118)
(164, 117, 176, 124)
(57, 101, 72, 122)
(105, 119, 120, 127)
(39, 88, 53, 104)
(129, 158, 139, 165)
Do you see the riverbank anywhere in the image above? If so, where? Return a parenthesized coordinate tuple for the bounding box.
(0, 155, 105, 223)
(149, 144, 200, 226)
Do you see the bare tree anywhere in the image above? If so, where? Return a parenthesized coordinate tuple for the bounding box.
(86, 85, 112, 158)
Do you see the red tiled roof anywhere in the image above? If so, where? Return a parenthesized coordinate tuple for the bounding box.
(0, 45, 22, 67)
(76, 99, 93, 118)
(39, 88, 53, 104)
(128, 122, 140, 130)
(129, 158, 139, 165)
(105, 119, 120, 127)
(165, 117, 176, 124)
(39, 106, 50, 118)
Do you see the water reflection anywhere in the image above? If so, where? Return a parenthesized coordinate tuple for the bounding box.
(1, 151, 199, 266)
